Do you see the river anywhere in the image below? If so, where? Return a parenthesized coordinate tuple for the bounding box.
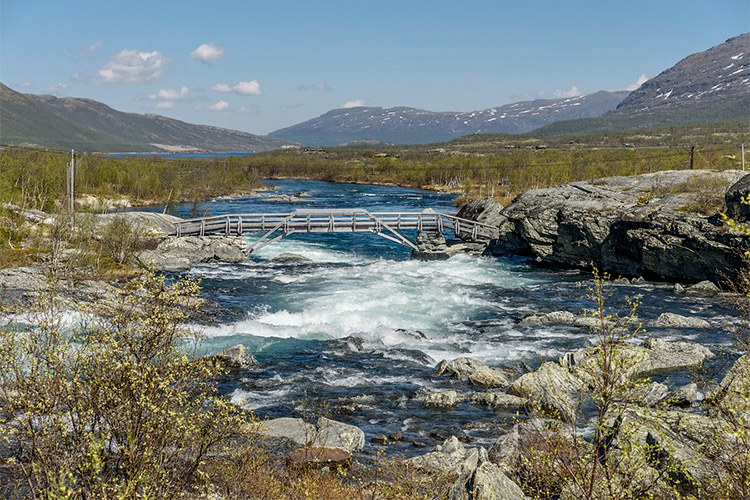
(164, 179, 740, 454)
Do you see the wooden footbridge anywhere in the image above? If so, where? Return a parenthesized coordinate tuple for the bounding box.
(171, 209, 497, 253)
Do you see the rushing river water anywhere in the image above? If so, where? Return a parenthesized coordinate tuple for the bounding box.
(164, 179, 741, 454)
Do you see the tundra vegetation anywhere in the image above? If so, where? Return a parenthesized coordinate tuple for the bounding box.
(1, 121, 746, 268)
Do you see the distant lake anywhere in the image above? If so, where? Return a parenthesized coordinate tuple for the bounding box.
(106, 152, 255, 159)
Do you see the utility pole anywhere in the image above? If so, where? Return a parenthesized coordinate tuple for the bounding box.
(743, 143, 746, 172)
(67, 149, 75, 214)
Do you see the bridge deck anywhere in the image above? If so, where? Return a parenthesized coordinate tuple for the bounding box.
(172, 209, 497, 252)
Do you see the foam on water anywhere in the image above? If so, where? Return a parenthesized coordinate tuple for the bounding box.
(200, 246, 541, 353)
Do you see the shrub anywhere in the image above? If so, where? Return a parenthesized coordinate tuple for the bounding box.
(0, 273, 246, 498)
(519, 270, 686, 499)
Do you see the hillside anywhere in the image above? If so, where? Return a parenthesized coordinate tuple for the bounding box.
(535, 33, 750, 136)
(268, 91, 629, 146)
(0, 83, 289, 153)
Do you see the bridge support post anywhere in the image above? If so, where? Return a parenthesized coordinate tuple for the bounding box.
(410, 230, 450, 261)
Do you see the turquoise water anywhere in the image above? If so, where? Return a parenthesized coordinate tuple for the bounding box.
(174, 180, 739, 452)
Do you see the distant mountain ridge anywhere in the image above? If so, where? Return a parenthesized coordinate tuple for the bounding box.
(536, 33, 750, 135)
(0, 83, 289, 153)
(269, 91, 630, 146)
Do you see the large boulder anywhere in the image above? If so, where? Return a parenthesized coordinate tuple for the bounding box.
(424, 390, 465, 408)
(456, 198, 507, 228)
(569, 338, 713, 380)
(462, 170, 750, 283)
(468, 461, 526, 500)
(711, 354, 750, 411)
(634, 338, 714, 376)
(653, 312, 711, 329)
(259, 417, 365, 453)
(138, 235, 248, 271)
(725, 173, 750, 221)
(520, 311, 576, 326)
(471, 392, 526, 410)
(316, 417, 366, 453)
(96, 211, 182, 237)
(611, 407, 725, 493)
(435, 357, 511, 389)
(408, 437, 525, 500)
(211, 344, 258, 370)
(260, 417, 316, 447)
(408, 436, 485, 477)
(509, 361, 582, 422)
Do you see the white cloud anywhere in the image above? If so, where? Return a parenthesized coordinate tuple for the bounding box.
(297, 83, 332, 91)
(342, 99, 366, 108)
(207, 100, 230, 111)
(209, 83, 232, 92)
(155, 101, 175, 109)
(209, 80, 262, 95)
(95, 49, 168, 84)
(148, 86, 189, 100)
(190, 43, 225, 64)
(234, 81, 262, 95)
(554, 86, 583, 98)
(86, 41, 103, 54)
(627, 74, 649, 91)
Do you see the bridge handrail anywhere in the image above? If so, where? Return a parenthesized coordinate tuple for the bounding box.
(174, 211, 497, 228)
(172, 209, 498, 240)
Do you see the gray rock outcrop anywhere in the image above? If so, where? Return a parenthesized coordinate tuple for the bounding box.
(138, 235, 248, 271)
(653, 312, 711, 329)
(259, 417, 365, 453)
(96, 211, 181, 237)
(509, 361, 582, 422)
(725, 173, 750, 220)
(424, 390, 465, 408)
(471, 392, 526, 410)
(411, 231, 487, 260)
(435, 357, 511, 389)
(511, 339, 713, 422)
(211, 344, 258, 370)
(408, 437, 525, 500)
(461, 170, 750, 283)
(270, 252, 313, 264)
(520, 311, 576, 326)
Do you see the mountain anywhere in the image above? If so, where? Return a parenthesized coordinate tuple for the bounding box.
(535, 33, 750, 136)
(268, 91, 630, 146)
(0, 83, 289, 153)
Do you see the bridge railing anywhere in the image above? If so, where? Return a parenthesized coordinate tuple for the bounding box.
(172, 209, 497, 240)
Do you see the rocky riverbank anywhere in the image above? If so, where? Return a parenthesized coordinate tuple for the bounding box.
(457, 169, 750, 285)
(215, 331, 748, 499)
(0, 209, 248, 310)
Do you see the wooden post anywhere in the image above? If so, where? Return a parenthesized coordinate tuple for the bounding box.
(67, 149, 75, 214)
(689, 145, 695, 170)
(742, 143, 746, 172)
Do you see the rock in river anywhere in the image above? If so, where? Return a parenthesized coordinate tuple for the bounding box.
(653, 312, 711, 329)
(435, 357, 511, 389)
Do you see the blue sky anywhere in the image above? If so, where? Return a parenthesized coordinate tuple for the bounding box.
(1, 0, 748, 135)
